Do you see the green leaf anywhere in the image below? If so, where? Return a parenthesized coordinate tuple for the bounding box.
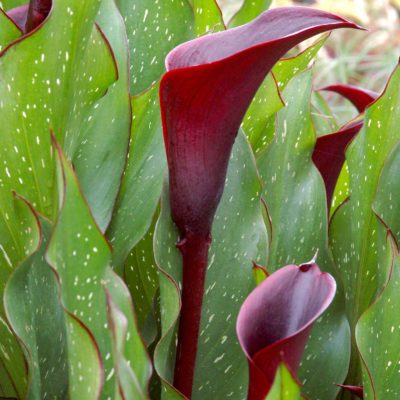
(107, 84, 166, 271)
(46, 140, 150, 399)
(0, 194, 42, 399)
(46, 141, 117, 398)
(0, 0, 25, 11)
(191, 0, 224, 35)
(73, 0, 131, 232)
(0, 1, 118, 393)
(105, 269, 152, 399)
(228, 0, 272, 28)
(356, 237, 400, 399)
(0, 8, 20, 51)
(0, 0, 116, 218)
(311, 91, 339, 137)
(330, 64, 400, 383)
(4, 213, 70, 399)
(373, 140, 400, 244)
(65, 315, 103, 400)
(244, 35, 327, 154)
(266, 364, 302, 400)
(115, 0, 194, 94)
(258, 71, 350, 399)
(154, 132, 268, 399)
(330, 64, 400, 326)
(124, 214, 159, 344)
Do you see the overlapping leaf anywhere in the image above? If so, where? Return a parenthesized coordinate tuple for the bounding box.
(237, 262, 336, 400)
(257, 71, 351, 399)
(356, 237, 400, 399)
(107, 84, 166, 272)
(114, 0, 193, 94)
(0, 0, 119, 390)
(73, 0, 131, 232)
(46, 141, 151, 398)
(4, 214, 70, 400)
(330, 64, 400, 384)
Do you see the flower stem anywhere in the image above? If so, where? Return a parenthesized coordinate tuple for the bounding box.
(173, 233, 211, 398)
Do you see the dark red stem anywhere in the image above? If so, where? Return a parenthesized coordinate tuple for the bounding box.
(173, 233, 211, 398)
(25, 0, 51, 32)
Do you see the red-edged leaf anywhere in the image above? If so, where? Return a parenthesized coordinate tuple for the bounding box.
(6, 5, 29, 31)
(236, 262, 336, 400)
(159, 7, 359, 397)
(313, 119, 362, 206)
(321, 84, 378, 112)
(337, 384, 364, 398)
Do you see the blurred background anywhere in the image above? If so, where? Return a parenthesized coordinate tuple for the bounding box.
(218, 0, 400, 123)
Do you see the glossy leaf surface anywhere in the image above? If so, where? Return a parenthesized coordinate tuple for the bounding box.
(46, 142, 151, 398)
(114, 0, 193, 94)
(73, 0, 131, 232)
(258, 71, 351, 399)
(356, 238, 400, 399)
(5, 215, 69, 399)
(107, 84, 166, 271)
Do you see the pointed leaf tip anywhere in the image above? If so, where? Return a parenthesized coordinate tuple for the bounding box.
(237, 262, 336, 400)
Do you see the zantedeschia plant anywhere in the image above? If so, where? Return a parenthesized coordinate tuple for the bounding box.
(0, 0, 399, 399)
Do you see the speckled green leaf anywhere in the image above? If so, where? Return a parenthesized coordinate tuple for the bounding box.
(0, 0, 116, 220)
(191, 0, 224, 35)
(243, 35, 327, 154)
(73, 0, 131, 232)
(65, 315, 103, 400)
(0, 1, 117, 394)
(373, 140, 400, 244)
(46, 142, 118, 398)
(154, 131, 268, 399)
(47, 141, 150, 399)
(115, 0, 193, 94)
(105, 269, 152, 399)
(124, 214, 159, 344)
(4, 213, 70, 399)
(356, 237, 400, 399)
(330, 64, 400, 384)
(266, 364, 302, 400)
(311, 91, 340, 137)
(0, 194, 41, 399)
(258, 71, 350, 400)
(228, 0, 272, 27)
(0, 8, 20, 51)
(107, 84, 166, 271)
